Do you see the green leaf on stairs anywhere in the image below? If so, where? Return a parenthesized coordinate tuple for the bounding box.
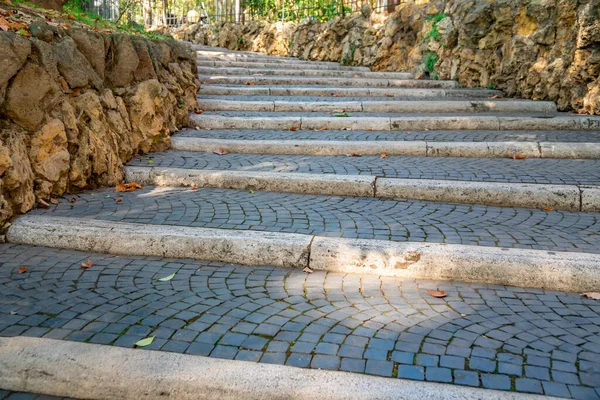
(157, 273, 175, 281)
(134, 336, 155, 347)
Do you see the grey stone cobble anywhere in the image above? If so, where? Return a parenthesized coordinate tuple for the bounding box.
(130, 150, 600, 186)
(177, 127, 600, 143)
(1, 243, 599, 398)
(28, 187, 600, 254)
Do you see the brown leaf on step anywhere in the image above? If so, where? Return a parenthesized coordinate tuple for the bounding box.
(290, 126, 299, 131)
(38, 199, 51, 209)
(427, 290, 447, 298)
(245, 81, 255, 85)
(368, 128, 373, 131)
(341, 127, 352, 131)
(0, 16, 9, 31)
(114, 182, 142, 193)
(510, 153, 528, 160)
(319, 126, 328, 131)
(115, 197, 122, 203)
(489, 95, 501, 99)
(18, 266, 27, 274)
(81, 259, 93, 269)
(333, 94, 341, 97)
(303, 266, 313, 274)
(333, 109, 345, 113)
(345, 153, 361, 157)
(318, 94, 325, 97)
(67, 13, 75, 19)
(213, 147, 229, 155)
(69, 197, 77, 204)
(191, 184, 198, 190)
(380, 152, 387, 158)
(385, 93, 394, 97)
(581, 292, 600, 300)
(544, 207, 553, 211)
(50, 198, 59, 205)
(194, 108, 204, 114)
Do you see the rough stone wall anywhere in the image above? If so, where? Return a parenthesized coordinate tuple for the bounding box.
(177, 0, 600, 115)
(0, 25, 199, 229)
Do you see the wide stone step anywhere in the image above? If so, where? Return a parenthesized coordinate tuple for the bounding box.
(197, 66, 414, 79)
(198, 75, 458, 88)
(197, 98, 556, 114)
(177, 128, 600, 143)
(196, 59, 371, 71)
(196, 53, 340, 66)
(198, 85, 501, 98)
(170, 137, 598, 159)
(189, 112, 600, 131)
(11, 186, 600, 259)
(7, 214, 600, 292)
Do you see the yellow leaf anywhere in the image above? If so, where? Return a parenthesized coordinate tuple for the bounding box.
(134, 336, 155, 347)
(157, 273, 175, 281)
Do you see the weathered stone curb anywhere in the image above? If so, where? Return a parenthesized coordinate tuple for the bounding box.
(198, 75, 458, 88)
(198, 85, 502, 98)
(6, 215, 311, 268)
(125, 166, 376, 197)
(7, 215, 600, 291)
(171, 137, 600, 159)
(198, 99, 557, 114)
(197, 66, 414, 79)
(124, 166, 599, 212)
(196, 59, 372, 71)
(189, 114, 600, 131)
(0, 337, 546, 400)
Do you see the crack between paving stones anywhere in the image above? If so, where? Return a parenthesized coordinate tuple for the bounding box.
(577, 185, 584, 211)
(373, 176, 379, 197)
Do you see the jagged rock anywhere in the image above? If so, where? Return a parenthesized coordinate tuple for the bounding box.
(53, 36, 103, 89)
(29, 119, 70, 197)
(67, 28, 107, 78)
(0, 33, 31, 90)
(105, 34, 140, 87)
(4, 63, 61, 131)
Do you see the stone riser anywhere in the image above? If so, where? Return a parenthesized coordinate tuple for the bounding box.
(198, 75, 458, 88)
(189, 114, 600, 131)
(197, 66, 413, 79)
(196, 54, 340, 66)
(196, 60, 371, 71)
(170, 137, 600, 159)
(198, 85, 503, 98)
(123, 166, 600, 212)
(8, 215, 600, 292)
(197, 99, 557, 113)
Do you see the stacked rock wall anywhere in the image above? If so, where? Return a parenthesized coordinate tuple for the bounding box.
(177, 0, 599, 115)
(0, 25, 199, 228)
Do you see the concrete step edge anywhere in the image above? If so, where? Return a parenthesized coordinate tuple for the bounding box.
(196, 60, 372, 71)
(123, 166, 600, 212)
(198, 75, 458, 88)
(196, 66, 414, 79)
(198, 86, 503, 98)
(188, 114, 600, 131)
(197, 98, 557, 113)
(171, 137, 600, 159)
(0, 336, 546, 400)
(7, 215, 600, 291)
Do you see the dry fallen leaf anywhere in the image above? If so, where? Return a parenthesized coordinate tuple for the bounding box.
(303, 266, 313, 274)
(69, 197, 77, 204)
(380, 152, 387, 158)
(345, 153, 361, 157)
(319, 126, 328, 131)
(510, 153, 528, 160)
(460, 313, 467, 317)
(385, 93, 394, 97)
(18, 266, 27, 274)
(38, 199, 51, 209)
(115, 197, 123, 203)
(489, 95, 501, 99)
(290, 126, 299, 131)
(213, 147, 229, 155)
(194, 108, 204, 114)
(114, 182, 143, 193)
(191, 184, 198, 190)
(427, 290, 447, 298)
(544, 207, 553, 211)
(67, 13, 75, 19)
(50, 198, 59, 205)
(0, 16, 9, 31)
(246, 81, 255, 85)
(581, 292, 600, 300)
(81, 259, 93, 269)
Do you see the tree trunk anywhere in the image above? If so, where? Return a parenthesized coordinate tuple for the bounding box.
(162, 0, 168, 26)
(143, 0, 153, 27)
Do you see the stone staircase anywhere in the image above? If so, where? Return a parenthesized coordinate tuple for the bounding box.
(7, 45, 600, 290)
(3, 45, 600, 399)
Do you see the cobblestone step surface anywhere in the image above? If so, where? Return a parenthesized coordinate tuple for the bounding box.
(22, 187, 600, 254)
(130, 151, 600, 186)
(1, 244, 599, 399)
(178, 128, 600, 143)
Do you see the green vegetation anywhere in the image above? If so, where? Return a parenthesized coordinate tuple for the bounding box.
(487, 83, 497, 90)
(423, 13, 447, 42)
(245, 0, 351, 22)
(423, 51, 439, 73)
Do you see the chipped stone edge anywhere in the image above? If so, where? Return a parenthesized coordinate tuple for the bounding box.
(0, 337, 546, 400)
(7, 215, 600, 292)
